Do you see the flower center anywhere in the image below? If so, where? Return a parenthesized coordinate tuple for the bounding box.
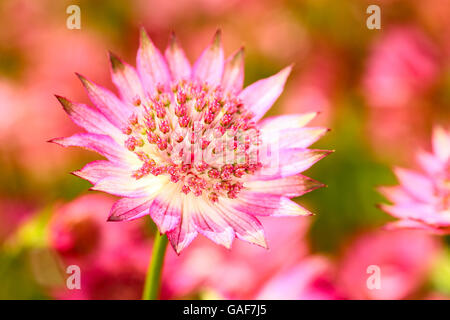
(122, 80, 262, 202)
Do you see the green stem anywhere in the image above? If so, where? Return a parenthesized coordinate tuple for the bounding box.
(142, 230, 169, 300)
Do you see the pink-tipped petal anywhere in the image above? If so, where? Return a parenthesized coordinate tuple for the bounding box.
(259, 113, 319, 132)
(164, 32, 191, 81)
(384, 219, 446, 234)
(416, 150, 444, 176)
(50, 133, 128, 163)
(166, 207, 198, 254)
(378, 185, 414, 205)
(222, 47, 244, 94)
(109, 52, 145, 105)
(259, 149, 332, 180)
(77, 73, 132, 128)
(193, 30, 224, 86)
(108, 197, 153, 221)
(239, 66, 292, 122)
(192, 200, 235, 249)
(55, 95, 122, 140)
(380, 203, 450, 226)
(149, 191, 182, 234)
(231, 192, 313, 217)
(91, 175, 157, 198)
(262, 127, 329, 150)
(216, 201, 267, 248)
(394, 167, 435, 203)
(245, 174, 325, 198)
(137, 27, 171, 93)
(73, 160, 131, 185)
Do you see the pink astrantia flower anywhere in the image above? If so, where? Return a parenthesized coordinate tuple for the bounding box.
(51, 29, 331, 253)
(162, 217, 311, 298)
(49, 195, 151, 300)
(379, 126, 450, 233)
(363, 26, 439, 109)
(336, 229, 439, 300)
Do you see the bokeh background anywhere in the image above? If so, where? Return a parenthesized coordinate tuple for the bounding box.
(0, 0, 449, 299)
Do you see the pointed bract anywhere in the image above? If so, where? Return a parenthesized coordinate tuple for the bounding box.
(239, 65, 292, 122)
(193, 30, 224, 86)
(137, 27, 171, 93)
(109, 51, 145, 105)
(222, 47, 244, 94)
(164, 32, 191, 81)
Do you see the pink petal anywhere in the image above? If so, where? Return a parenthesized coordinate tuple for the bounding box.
(55, 95, 122, 140)
(394, 167, 434, 202)
(255, 256, 331, 300)
(49, 133, 128, 163)
(261, 127, 329, 150)
(77, 73, 132, 128)
(381, 203, 450, 226)
(192, 30, 224, 87)
(244, 174, 325, 198)
(108, 197, 153, 221)
(384, 219, 446, 234)
(416, 150, 444, 176)
(239, 65, 292, 122)
(149, 195, 182, 234)
(164, 32, 191, 81)
(432, 126, 450, 163)
(166, 209, 198, 255)
(91, 175, 157, 198)
(259, 112, 319, 132)
(221, 47, 244, 94)
(231, 192, 313, 217)
(259, 149, 332, 180)
(137, 27, 171, 93)
(191, 200, 235, 249)
(216, 201, 267, 248)
(73, 160, 131, 185)
(378, 186, 414, 204)
(109, 52, 145, 105)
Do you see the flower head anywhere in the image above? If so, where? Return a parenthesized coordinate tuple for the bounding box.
(51, 29, 331, 253)
(379, 126, 450, 233)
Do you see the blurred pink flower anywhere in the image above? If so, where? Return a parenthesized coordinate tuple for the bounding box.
(0, 198, 33, 243)
(363, 26, 439, 109)
(380, 126, 450, 233)
(52, 29, 331, 253)
(336, 229, 439, 300)
(254, 256, 339, 300)
(49, 194, 150, 299)
(162, 217, 314, 299)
